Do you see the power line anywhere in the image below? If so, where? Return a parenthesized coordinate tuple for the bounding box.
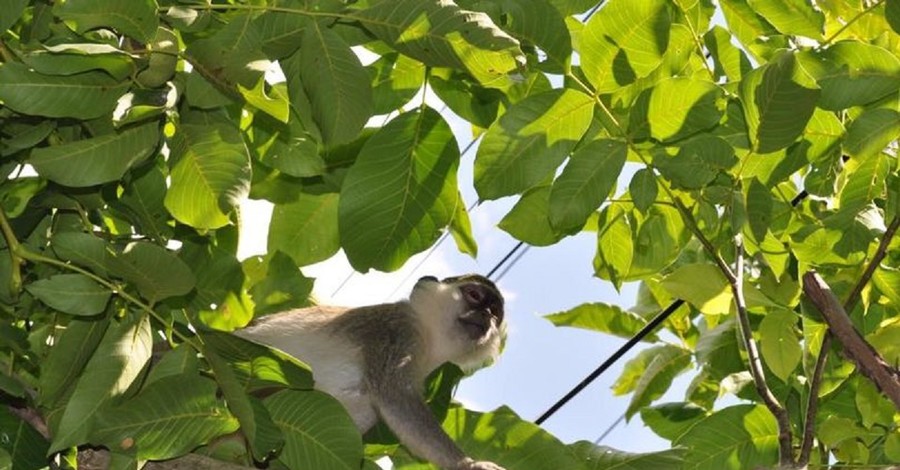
(594, 412, 625, 445)
(486, 241, 525, 279)
(491, 244, 530, 283)
(535, 299, 685, 425)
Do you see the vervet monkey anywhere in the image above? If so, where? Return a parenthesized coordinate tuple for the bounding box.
(236, 274, 507, 470)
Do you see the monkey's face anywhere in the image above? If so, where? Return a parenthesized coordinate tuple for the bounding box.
(410, 275, 505, 369)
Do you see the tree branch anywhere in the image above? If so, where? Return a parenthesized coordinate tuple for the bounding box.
(798, 216, 900, 465)
(802, 271, 900, 408)
(731, 236, 795, 466)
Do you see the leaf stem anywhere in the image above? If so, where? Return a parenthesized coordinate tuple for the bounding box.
(732, 235, 795, 466)
(822, 0, 887, 45)
(0, 210, 23, 300)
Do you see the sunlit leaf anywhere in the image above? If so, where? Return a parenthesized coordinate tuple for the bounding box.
(26, 274, 110, 316)
(661, 264, 731, 315)
(544, 302, 656, 341)
(843, 108, 900, 160)
(581, 0, 671, 92)
(675, 405, 779, 470)
(269, 192, 340, 267)
(759, 309, 801, 382)
(746, 0, 823, 39)
(475, 89, 594, 200)
(626, 346, 691, 417)
(0, 63, 129, 119)
(549, 139, 627, 234)
(498, 185, 561, 246)
(339, 108, 459, 272)
(640, 402, 706, 442)
(54, 0, 158, 42)
(799, 42, 900, 111)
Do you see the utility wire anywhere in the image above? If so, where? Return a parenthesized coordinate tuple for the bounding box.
(535, 299, 685, 425)
(594, 413, 626, 445)
(536, 187, 811, 426)
(486, 241, 525, 279)
(491, 244, 530, 283)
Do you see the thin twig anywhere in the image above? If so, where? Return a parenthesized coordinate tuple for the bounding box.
(732, 235, 795, 465)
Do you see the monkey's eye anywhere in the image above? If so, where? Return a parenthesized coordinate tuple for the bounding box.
(461, 284, 485, 304)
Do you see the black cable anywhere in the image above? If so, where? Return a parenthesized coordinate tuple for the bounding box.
(486, 241, 525, 280)
(492, 245, 530, 283)
(535, 299, 685, 425)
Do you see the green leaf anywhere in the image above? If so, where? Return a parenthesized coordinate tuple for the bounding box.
(204, 347, 283, 460)
(661, 263, 731, 315)
(253, 110, 324, 178)
(202, 330, 313, 391)
(54, 0, 158, 42)
(498, 0, 572, 71)
(799, 42, 900, 111)
(889, 0, 900, 34)
(339, 108, 459, 272)
(640, 402, 706, 441)
(759, 309, 801, 382)
(843, 108, 900, 160)
(185, 13, 266, 91)
(111, 242, 196, 303)
(0, 0, 27, 31)
(29, 123, 159, 188)
(38, 318, 110, 409)
(145, 346, 199, 386)
(746, 178, 773, 243)
(112, 164, 172, 242)
(549, 139, 627, 234)
(265, 390, 363, 470)
(594, 204, 633, 288)
(498, 185, 562, 246)
(300, 23, 373, 146)
(703, 26, 752, 82)
(245, 251, 314, 316)
(675, 405, 779, 470)
(91, 375, 240, 460)
(581, 0, 671, 92)
(625, 346, 691, 417)
(23, 44, 135, 81)
(448, 194, 478, 257)
(746, 0, 823, 38)
(653, 135, 736, 189)
(628, 205, 690, 279)
(873, 267, 900, 306)
(695, 319, 745, 378)
(474, 89, 594, 200)
(0, 407, 48, 470)
(0, 63, 129, 119)
(269, 192, 340, 267)
(181, 242, 253, 332)
(648, 78, 724, 142)
(0, 177, 45, 218)
(26, 274, 111, 316)
(440, 406, 583, 470)
(571, 442, 684, 469)
(613, 345, 684, 395)
(719, 0, 786, 62)
(739, 51, 819, 153)
(50, 315, 152, 453)
(369, 53, 426, 115)
(358, 0, 524, 87)
(629, 168, 658, 214)
(164, 112, 252, 230)
(544, 302, 656, 341)
(840, 152, 890, 212)
(135, 26, 179, 88)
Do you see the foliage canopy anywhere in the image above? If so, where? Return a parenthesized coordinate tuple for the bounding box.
(0, 0, 899, 469)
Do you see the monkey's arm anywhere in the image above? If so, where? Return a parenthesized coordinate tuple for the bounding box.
(369, 376, 472, 469)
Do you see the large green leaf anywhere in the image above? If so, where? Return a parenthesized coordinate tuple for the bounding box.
(54, 0, 158, 42)
(652, 136, 736, 189)
(839, 152, 891, 212)
(38, 318, 110, 409)
(647, 78, 725, 142)
(581, 0, 671, 92)
(570, 441, 684, 469)
(440, 406, 583, 470)
(474, 89, 594, 200)
(625, 346, 691, 417)
(498, 0, 572, 71)
(0, 63, 129, 119)
(269, 192, 340, 267)
(0, 408, 48, 470)
(23, 43, 135, 81)
(0, 0, 26, 31)
(594, 204, 633, 288)
(339, 108, 459, 272)
(661, 264, 731, 315)
(739, 51, 819, 153)
(675, 405, 779, 470)
(181, 242, 253, 331)
(185, 13, 266, 91)
(49, 315, 152, 453)
(358, 0, 524, 87)
(498, 185, 562, 246)
(703, 26, 752, 82)
(265, 390, 362, 470)
(640, 402, 707, 441)
(164, 112, 252, 230)
(110, 242, 196, 303)
(759, 308, 801, 382)
(799, 42, 900, 111)
(244, 251, 314, 316)
(299, 23, 373, 147)
(91, 375, 240, 460)
(26, 274, 111, 316)
(746, 0, 824, 39)
(544, 302, 656, 341)
(29, 123, 159, 188)
(719, 0, 786, 62)
(549, 139, 627, 234)
(201, 330, 313, 391)
(111, 164, 172, 242)
(843, 108, 900, 161)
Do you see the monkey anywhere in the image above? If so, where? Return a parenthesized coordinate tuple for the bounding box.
(235, 274, 507, 470)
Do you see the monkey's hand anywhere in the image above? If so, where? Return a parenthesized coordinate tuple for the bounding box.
(457, 458, 506, 470)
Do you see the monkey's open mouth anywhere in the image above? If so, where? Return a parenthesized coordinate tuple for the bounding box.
(458, 311, 490, 338)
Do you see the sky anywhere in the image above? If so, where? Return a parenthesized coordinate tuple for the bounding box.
(237, 100, 681, 453)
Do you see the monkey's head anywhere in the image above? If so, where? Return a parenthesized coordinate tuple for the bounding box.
(409, 274, 505, 371)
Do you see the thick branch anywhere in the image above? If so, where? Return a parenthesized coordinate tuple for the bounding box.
(802, 271, 900, 408)
(732, 236, 794, 466)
